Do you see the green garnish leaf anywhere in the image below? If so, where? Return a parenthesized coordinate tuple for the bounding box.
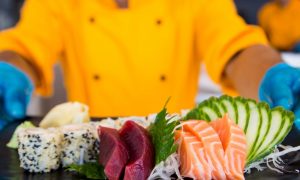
(7, 121, 36, 149)
(66, 162, 107, 179)
(149, 99, 180, 164)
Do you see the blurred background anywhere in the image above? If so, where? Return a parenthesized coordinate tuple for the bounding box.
(0, 0, 299, 116)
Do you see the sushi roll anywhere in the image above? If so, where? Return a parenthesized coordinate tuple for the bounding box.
(60, 124, 99, 167)
(17, 128, 62, 173)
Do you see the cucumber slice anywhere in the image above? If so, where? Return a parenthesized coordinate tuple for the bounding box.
(184, 109, 208, 121)
(250, 108, 285, 161)
(244, 100, 262, 160)
(185, 95, 295, 164)
(253, 109, 294, 162)
(235, 97, 250, 132)
(219, 96, 238, 123)
(198, 99, 222, 121)
(247, 102, 270, 162)
(209, 97, 226, 115)
(276, 111, 294, 143)
(185, 97, 223, 121)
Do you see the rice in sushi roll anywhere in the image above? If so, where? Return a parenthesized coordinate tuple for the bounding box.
(60, 124, 99, 167)
(17, 128, 62, 173)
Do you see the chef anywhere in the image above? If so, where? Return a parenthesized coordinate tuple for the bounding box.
(0, 0, 299, 131)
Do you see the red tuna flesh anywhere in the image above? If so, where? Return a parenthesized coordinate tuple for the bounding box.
(119, 121, 154, 180)
(98, 127, 129, 180)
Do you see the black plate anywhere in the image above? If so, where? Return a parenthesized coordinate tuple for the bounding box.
(0, 118, 299, 180)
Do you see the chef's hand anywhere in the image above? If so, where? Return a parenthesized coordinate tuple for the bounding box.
(292, 42, 300, 53)
(0, 62, 33, 130)
(259, 63, 300, 131)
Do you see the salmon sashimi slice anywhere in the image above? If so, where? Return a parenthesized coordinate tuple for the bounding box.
(183, 120, 227, 180)
(175, 130, 212, 180)
(210, 114, 247, 180)
(175, 131, 196, 178)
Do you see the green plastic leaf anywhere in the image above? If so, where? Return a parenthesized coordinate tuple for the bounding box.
(66, 162, 106, 179)
(6, 121, 36, 149)
(149, 101, 180, 165)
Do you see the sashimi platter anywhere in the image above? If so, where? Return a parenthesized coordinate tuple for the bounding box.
(4, 95, 300, 179)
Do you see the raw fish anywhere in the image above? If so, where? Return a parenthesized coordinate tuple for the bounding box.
(210, 115, 247, 180)
(119, 121, 154, 180)
(98, 127, 129, 180)
(183, 120, 226, 180)
(175, 131, 212, 179)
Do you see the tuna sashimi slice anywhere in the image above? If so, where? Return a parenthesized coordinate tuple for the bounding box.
(119, 121, 154, 180)
(98, 127, 129, 180)
(183, 120, 226, 180)
(175, 130, 212, 180)
(210, 114, 247, 180)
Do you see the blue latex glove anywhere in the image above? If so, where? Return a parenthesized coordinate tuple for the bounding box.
(259, 63, 300, 132)
(292, 42, 300, 53)
(0, 62, 33, 130)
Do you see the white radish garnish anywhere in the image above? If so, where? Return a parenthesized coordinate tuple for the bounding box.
(245, 145, 300, 174)
(148, 153, 182, 180)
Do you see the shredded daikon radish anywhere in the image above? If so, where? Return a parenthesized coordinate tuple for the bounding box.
(265, 145, 300, 159)
(91, 118, 117, 129)
(148, 153, 182, 180)
(244, 159, 266, 174)
(166, 114, 181, 122)
(116, 116, 148, 129)
(147, 114, 158, 124)
(180, 109, 189, 117)
(245, 145, 300, 174)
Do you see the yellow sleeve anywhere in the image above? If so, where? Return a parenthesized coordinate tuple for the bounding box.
(0, 0, 63, 96)
(195, 0, 268, 95)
